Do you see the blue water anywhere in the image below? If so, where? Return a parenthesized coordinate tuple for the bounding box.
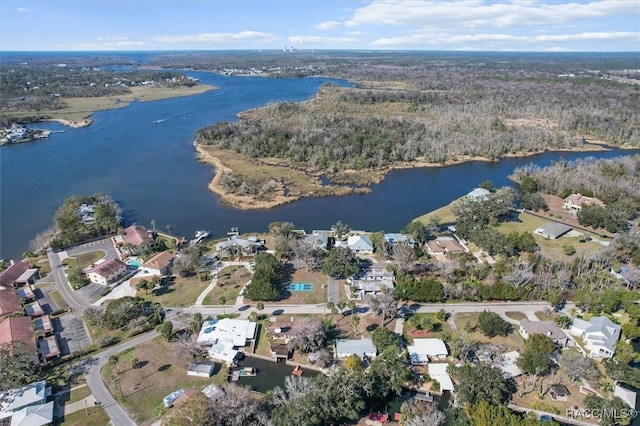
(1, 56, 639, 260)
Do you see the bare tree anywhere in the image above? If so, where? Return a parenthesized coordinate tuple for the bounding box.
(287, 318, 327, 353)
(393, 244, 417, 271)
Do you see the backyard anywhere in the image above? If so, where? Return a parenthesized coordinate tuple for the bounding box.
(101, 338, 228, 425)
(453, 312, 524, 350)
(139, 275, 209, 307)
(272, 267, 328, 305)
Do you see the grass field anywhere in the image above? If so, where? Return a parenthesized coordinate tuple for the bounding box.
(138, 275, 208, 307)
(49, 290, 69, 310)
(505, 311, 527, 321)
(61, 250, 105, 269)
(58, 405, 110, 426)
(413, 200, 458, 226)
(102, 338, 228, 425)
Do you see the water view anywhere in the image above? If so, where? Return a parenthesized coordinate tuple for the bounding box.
(1, 67, 639, 260)
(234, 356, 319, 394)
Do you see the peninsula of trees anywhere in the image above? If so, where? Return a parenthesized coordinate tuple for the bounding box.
(194, 52, 639, 209)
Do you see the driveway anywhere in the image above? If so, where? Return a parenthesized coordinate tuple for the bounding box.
(327, 277, 339, 304)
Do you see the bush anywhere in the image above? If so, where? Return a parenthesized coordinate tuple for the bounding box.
(50, 309, 67, 317)
(100, 288, 112, 297)
(531, 401, 560, 414)
(563, 244, 576, 256)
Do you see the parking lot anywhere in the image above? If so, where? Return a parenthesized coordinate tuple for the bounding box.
(56, 314, 92, 356)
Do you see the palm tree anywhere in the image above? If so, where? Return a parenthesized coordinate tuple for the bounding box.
(136, 279, 150, 295)
(350, 315, 360, 337)
(23, 251, 35, 267)
(218, 295, 227, 314)
(151, 218, 157, 233)
(166, 224, 173, 236)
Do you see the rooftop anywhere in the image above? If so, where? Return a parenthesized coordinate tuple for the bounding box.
(196, 318, 257, 347)
(122, 225, 153, 247)
(0, 289, 23, 316)
(142, 251, 175, 271)
(0, 316, 36, 352)
(335, 338, 376, 358)
(89, 258, 126, 277)
(520, 319, 567, 341)
(0, 261, 29, 288)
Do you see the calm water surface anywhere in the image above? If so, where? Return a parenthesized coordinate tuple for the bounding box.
(1, 70, 639, 260)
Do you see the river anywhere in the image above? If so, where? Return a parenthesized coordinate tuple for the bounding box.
(1, 68, 639, 260)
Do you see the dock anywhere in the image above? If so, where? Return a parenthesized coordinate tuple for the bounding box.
(230, 371, 240, 382)
(292, 365, 304, 376)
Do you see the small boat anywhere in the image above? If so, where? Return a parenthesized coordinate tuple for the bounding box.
(292, 365, 304, 376)
(190, 230, 211, 245)
(239, 367, 257, 376)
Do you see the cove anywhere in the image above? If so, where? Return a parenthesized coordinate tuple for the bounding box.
(1, 69, 639, 260)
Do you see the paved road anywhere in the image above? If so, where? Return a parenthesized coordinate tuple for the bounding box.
(85, 331, 159, 426)
(47, 249, 90, 312)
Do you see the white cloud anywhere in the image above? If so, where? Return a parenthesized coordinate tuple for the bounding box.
(17, 7, 28, 12)
(314, 20, 341, 30)
(347, 31, 368, 36)
(289, 35, 357, 45)
(154, 31, 280, 44)
(371, 31, 640, 47)
(56, 40, 147, 50)
(349, 0, 636, 29)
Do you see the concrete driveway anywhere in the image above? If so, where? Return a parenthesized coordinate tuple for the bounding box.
(57, 314, 92, 355)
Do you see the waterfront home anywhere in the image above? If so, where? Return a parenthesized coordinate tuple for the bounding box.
(466, 187, 491, 200)
(335, 338, 377, 360)
(141, 250, 175, 276)
(87, 258, 127, 285)
(384, 233, 415, 246)
(121, 225, 154, 252)
(348, 265, 394, 296)
(16, 268, 40, 287)
(519, 319, 569, 346)
(0, 289, 23, 317)
(407, 338, 448, 365)
(425, 236, 466, 255)
(0, 261, 30, 288)
(302, 230, 332, 250)
(336, 235, 374, 254)
(569, 316, 621, 358)
(534, 223, 572, 240)
(427, 363, 455, 392)
(215, 235, 265, 257)
(197, 318, 257, 365)
(563, 193, 605, 212)
(0, 380, 54, 426)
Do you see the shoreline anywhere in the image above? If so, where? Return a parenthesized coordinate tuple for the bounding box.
(194, 140, 638, 211)
(43, 118, 93, 128)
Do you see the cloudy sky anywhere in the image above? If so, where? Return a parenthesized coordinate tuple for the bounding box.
(1, 0, 638, 51)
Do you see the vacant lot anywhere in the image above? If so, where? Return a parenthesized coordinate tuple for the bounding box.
(414, 199, 458, 226)
(102, 338, 227, 425)
(268, 268, 328, 305)
(203, 265, 251, 305)
(62, 250, 105, 269)
(453, 312, 524, 350)
(139, 275, 208, 307)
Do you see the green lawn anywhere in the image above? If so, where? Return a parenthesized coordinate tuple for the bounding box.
(62, 250, 105, 269)
(535, 311, 554, 321)
(414, 200, 458, 226)
(505, 311, 527, 321)
(202, 266, 250, 305)
(57, 405, 110, 426)
(49, 290, 69, 310)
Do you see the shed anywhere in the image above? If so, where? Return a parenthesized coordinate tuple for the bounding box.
(335, 338, 377, 360)
(163, 388, 185, 408)
(187, 363, 216, 377)
(428, 363, 454, 392)
(549, 384, 570, 401)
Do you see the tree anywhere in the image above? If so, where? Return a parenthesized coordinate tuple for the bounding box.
(162, 393, 214, 426)
(0, 341, 38, 393)
(23, 251, 36, 267)
(559, 349, 599, 383)
(467, 400, 542, 426)
(104, 296, 146, 329)
(243, 252, 281, 301)
(156, 321, 173, 342)
(400, 398, 445, 426)
(452, 362, 514, 406)
(584, 395, 634, 426)
(371, 327, 399, 352)
(364, 346, 411, 400)
(477, 311, 512, 337)
(287, 318, 327, 354)
(256, 301, 264, 315)
(345, 354, 363, 371)
(337, 299, 347, 316)
(136, 278, 151, 295)
(402, 221, 427, 244)
(393, 244, 417, 270)
(517, 333, 555, 376)
(67, 266, 90, 290)
(331, 221, 350, 239)
(322, 247, 359, 279)
(371, 288, 397, 326)
(347, 300, 356, 315)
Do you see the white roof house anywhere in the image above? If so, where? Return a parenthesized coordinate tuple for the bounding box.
(407, 338, 448, 364)
(499, 351, 523, 379)
(335, 338, 377, 359)
(338, 235, 374, 254)
(0, 380, 53, 426)
(466, 188, 491, 200)
(197, 319, 257, 347)
(428, 363, 454, 392)
(384, 233, 415, 245)
(570, 316, 621, 358)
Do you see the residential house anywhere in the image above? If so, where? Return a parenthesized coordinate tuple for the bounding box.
(121, 225, 153, 252)
(563, 193, 605, 212)
(87, 258, 127, 285)
(215, 235, 265, 257)
(187, 363, 216, 377)
(0, 380, 54, 426)
(407, 338, 448, 365)
(302, 230, 333, 250)
(196, 318, 257, 365)
(426, 236, 466, 255)
(337, 235, 374, 254)
(549, 384, 570, 401)
(0, 316, 37, 354)
(427, 363, 455, 392)
(384, 233, 415, 246)
(335, 338, 377, 360)
(348, 265, 394, 296)
(534, 223, 572, 240)
(16, 285, 35, 302)
(267, 320, 299, 343)
(611, 266, 639, 288)
(499, 351, 523, 379)
(570, 316, 621, 358)
(24, 301, 44, 318)
(0, 289, 23, 317)
(466, 187, 491, 200)
(32, 315, 54, 337)
(519, 319, 569, 346)
(0, 261, 30, 288)
(141, 251, 175, 276)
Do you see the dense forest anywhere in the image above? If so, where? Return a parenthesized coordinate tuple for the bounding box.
(195, 53, 639, 196)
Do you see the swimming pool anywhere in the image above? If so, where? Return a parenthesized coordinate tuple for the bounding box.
(126, 257, 141, 268)
(287, 283, 314, 292)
